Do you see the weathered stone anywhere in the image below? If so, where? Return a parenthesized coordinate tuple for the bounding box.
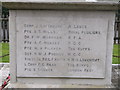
(16, 11, 107, 79)
(2, 0, 119, 88)
(1, 0, 119, 10)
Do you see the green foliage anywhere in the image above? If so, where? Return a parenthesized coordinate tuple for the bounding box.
(0, 43, 9, 63)
(112, 44, 120, 64)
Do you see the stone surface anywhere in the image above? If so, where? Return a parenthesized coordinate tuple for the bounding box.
(8, 64, 119, 88)
(0, 64, 119, 88)
(9, 83, 115, 88)
(97, 0, 119, 2)
(1, 0, 119, 10)
(9, 10, 115, 86)
(112, 64, 120, 88)
(0, 64, 4, 69)
(3, 0, 118, 87)
(0, 63, 9, 86)
(0, 0, 86, 2)
(17, 11, 107, 78)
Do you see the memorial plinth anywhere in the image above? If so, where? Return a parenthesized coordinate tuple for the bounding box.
(2, 0, 119, 88)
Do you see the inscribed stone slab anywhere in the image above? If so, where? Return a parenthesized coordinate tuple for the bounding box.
(16, 11, 108, 78)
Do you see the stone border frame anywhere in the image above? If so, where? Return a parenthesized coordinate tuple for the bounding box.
(9, 10, 116, 86)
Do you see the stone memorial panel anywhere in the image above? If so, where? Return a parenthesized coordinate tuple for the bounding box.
(16, 11, 108, 78)
(2, 0, 119, 87)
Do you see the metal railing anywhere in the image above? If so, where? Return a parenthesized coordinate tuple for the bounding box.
(0, 14, 9, 43)
(114, 12, 120, 44)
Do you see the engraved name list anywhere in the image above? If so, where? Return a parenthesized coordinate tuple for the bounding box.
(16, 15, 108, 78)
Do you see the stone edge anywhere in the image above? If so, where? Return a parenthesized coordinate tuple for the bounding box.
(1, 1, 119, 10)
